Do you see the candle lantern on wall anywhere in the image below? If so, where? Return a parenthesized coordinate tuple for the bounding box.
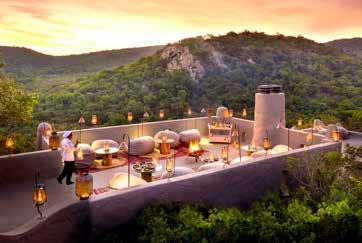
(33, 172, 47, 218)
(49, 131, 60, 150)
(332, 129, 340, 142)
(5, 135, 14, 152)
(187, 107, 192, 116)
(127, 112, 133, 123)
(229, 109, 234, 118)
(242, 108, 247, 118)
(75, 171, 93, 200)
(159, 109, 165, 119)
(207, 107, 213, 118)
(91, 115, 98, 125)
(306, 132, 313, 144)
(297, 119, 303, 128)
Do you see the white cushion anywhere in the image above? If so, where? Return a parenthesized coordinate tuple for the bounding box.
(161, 167, 194, 179)
(179, 129, 201, 145)
(154, 130, 180, 148)
(272, 144, 292, 153)
(251, 150, 277, 158)
(109, 172, 147, 189)
(197, 162, 225, 172)
(128, 136, 155, 156)
(91, 139, 120, 151)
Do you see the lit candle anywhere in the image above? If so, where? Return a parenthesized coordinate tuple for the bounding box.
(297, 119, 303, 128)
(127, 112, 133, 122)
(77, 148, 84, 160)
(263, 138, 271, 151)
(221, 146, 228, 161)
(229, 109, 233, 118)
(187, 107, 192, 116)
(332, 130, 340, 142)
(91, 115, 97, 125)
(166, 158, 174, 173)
(159, 109, 165, 119)
(242, 108, 247, 118)
(5, 136, 14, 150)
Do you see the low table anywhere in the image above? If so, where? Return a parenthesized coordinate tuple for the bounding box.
(95, 147, 119, 166)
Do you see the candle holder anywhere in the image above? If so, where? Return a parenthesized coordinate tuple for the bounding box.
(33, 172, 47, 219)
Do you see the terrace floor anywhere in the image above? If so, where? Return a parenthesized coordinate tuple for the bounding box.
(0, 138, 246, 233)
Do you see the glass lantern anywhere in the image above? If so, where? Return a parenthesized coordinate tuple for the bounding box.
(263, 137, 271, 151)
(166, 157, 174, 173)
(127, 112, 133, 122)
(33, 184, 47, 206)
(332, 129, 340, 142)
(75, 171, 93, 200)
(228, 109, 233, 118)
(5, 136, 14, 151)
(187, 107, 192, 116)
(231, 129, 239, 149)
(242, 108, 247, 118)
(91, 115, 98, 125)
(159, 109, 165, 119)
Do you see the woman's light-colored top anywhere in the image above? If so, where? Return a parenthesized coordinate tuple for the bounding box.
(60, 138, 75, 161)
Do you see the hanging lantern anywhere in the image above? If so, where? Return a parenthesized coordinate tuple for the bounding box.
(127, 112, 133, 122)
(263, 137, 271, 151)
(5, 136, 14, 150)
(187, 107, 192, 116)
(33, 184, 47, 206)
(49, 131, 60, 150)
(207, 107, 213, 118)
(242, 108, 247, 118)
(229, 109, 234, 118)
(332, 129, 340, 142)
(297, 119, 303, 128)
(231, 129, 239, 149)
(159, 109, 165, 119)
(91, 115, 98, 125)
(306, 132, 313, 143)
(166, 157, 175, 173)
(75, 171, 93, 200)
(33, 172, 47, 218)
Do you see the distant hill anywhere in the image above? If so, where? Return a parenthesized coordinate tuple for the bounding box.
(33, 31, 362, 131)
(0, 45, 163, 90)
(326, 38, 362, 57)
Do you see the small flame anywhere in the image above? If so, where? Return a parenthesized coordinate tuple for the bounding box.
(189, 140, 200, 153)
(77, 149, 84, 160)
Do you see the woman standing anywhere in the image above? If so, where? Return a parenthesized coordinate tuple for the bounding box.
(57, 131, 78, 185)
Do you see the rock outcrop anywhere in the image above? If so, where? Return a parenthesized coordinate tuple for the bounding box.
(160, 44, 205, 81)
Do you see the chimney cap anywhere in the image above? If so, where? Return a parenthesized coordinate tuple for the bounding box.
(257, 84, 283, 94)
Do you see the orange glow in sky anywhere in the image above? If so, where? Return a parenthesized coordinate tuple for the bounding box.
(0, 0, 361, 55)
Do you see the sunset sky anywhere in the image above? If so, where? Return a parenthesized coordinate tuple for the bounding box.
(0, 0, 361, 55)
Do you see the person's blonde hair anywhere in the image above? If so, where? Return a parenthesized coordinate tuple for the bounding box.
(36, 122, 52, 150)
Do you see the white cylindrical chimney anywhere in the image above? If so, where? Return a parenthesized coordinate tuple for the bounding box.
(251, 85, 285, 147)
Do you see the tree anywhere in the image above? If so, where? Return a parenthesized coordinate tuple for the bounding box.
(0, 68, 38, 127)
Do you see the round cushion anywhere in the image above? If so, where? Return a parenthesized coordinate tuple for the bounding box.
(128, 136, 155, 156)
(197, 162, 225, 172)
(216, 106, 229, 118)
(109, 172, 147, 189)
(179, 129, 201, 145)
(161, 167, 194, 179)
(251, 150, 277, 158)
(231, 156, 252, 164)
(272, 144, 292, 153)
(154, 130, 180, 148)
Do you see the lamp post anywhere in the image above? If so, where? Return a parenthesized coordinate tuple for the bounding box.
(122, 134, 131, 188)
(78, 114, 85, 143)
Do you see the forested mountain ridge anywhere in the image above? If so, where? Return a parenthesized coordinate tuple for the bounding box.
(326, 38, 362, 57)
(0, 45, 163, 91)
(35, 31, 362, 131)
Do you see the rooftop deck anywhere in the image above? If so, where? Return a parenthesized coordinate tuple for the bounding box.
(0, 117, 350, 243)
